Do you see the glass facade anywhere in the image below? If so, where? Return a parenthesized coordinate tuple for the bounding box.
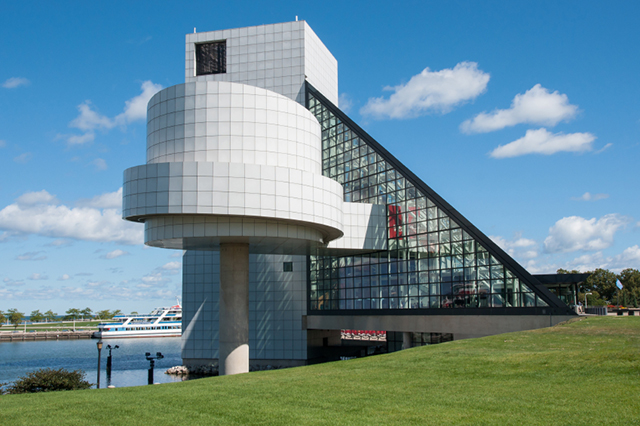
(306, 86, 553, 313)
(386, 332, 453, 352)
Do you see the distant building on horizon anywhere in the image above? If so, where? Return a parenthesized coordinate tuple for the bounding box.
(123, 21, 579, 374)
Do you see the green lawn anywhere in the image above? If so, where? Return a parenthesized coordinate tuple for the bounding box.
(1, 317, 638, 425)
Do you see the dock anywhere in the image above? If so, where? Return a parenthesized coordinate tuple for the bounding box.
(0, 331, 95, 341)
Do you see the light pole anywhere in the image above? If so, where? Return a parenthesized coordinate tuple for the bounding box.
(585, 292, 592, 310)
(106, 344, 119, 374)
(96, 340, 103, 389)
(106, 344, 119, 385)
(145, 352, 164, 385)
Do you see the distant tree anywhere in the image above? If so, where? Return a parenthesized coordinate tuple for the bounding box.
(64, 308, 81, 321)
(130, 311, 138, 315)
(578, 290, 607, 307)
(95, 309, 122, 320)
(0, 311, 6, 328)
(619, 269, 640, 290)
(44, 310, 57, 322)
(4, 368, 92, 394)
(95, 309, 111, 320)
(585, 269, 618, 302)
(80, 307, 93, 320)
(557, 268, 582, 274)
(7, 309, 25, 329)
(30, 310, 45, 323)
(621, 288, 640, 308)
(619, 269, 640, 307)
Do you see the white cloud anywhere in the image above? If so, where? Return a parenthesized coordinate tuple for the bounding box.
(66, 81, 162, 145)
(461, 84, 578, 133)
(613, 245, 640, 267)
(28, 273, 48, 280)
(17, 190, 58, 207)
(490, 128, 596, 158)
(103, 249, 129, 259)
(360, 62, 489, 119)
(595, 143, 613, 154)
(2, 77, 30, 89)
(562, 252, 606, 272)
(543, 214, 630, 253)
(46, 239, 73, 247)
(70, 101, 114, 132)
(59, 274, 71, 281)
(1, 272, 178, 302)
(67, 132, 95, 145)
(77, 188, 123, 209)
(0, 140, 6, 148)
(92, 158, 108, 171)
(491, 234, 538, 260)
(114, 81, 162, 125)
(162, 261, 181, 270)
(13, 152, 33, 164)
(3, 278, 25, 287)
(86, 280, 108, 288)
(140, 272, 170, 286)
(338, 93, 353, 113)
(16, 251, 47, 261)
(572, 192, 609, 202)
(130, 263, 182, 291)
(0, 189, 143, 245)
(536, 245, 640, 273)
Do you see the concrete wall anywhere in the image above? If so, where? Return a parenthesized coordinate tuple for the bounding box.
(182, 250, 308, 366)
(305, 314, 576, 339)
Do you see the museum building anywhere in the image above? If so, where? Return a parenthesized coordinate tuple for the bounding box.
(122, 21, 577, 375)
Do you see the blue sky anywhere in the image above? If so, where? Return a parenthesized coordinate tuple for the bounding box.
(1, 1, 638, 314)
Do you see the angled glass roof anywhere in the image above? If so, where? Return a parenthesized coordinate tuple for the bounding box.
(306, 83, 571, 316)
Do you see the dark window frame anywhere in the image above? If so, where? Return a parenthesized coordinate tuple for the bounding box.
(195, 40, 226, 76)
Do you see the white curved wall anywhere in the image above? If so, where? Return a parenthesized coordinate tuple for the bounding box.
(123, 161, 345, 245)
(146, 81, 322, 174)
(125, 80, 384, 253)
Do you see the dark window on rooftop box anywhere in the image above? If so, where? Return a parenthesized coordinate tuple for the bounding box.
(195, 41, 226, 75)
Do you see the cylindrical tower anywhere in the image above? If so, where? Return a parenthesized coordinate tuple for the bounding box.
(123, 81, 348, 374)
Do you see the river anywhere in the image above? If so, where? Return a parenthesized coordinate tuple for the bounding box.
(0, 337, 190, 389)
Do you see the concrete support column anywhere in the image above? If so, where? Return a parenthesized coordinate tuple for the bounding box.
(402, 332, 412, 350)
(219, 243, 250, 375)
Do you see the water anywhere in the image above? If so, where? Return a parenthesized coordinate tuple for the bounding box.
(0, 337, 190, 389)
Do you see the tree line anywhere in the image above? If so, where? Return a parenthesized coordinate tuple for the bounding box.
(558, 267, 640, 308)
(0, 308, 124, 329)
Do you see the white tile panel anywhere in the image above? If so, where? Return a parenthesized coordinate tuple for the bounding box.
(146, 82, 322, 174)
(185, 21, 337, 106)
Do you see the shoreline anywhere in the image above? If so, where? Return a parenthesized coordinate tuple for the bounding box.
(0, 330, 95, 341)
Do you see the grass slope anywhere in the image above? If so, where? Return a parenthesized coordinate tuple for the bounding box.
(1, 317, 638, 425)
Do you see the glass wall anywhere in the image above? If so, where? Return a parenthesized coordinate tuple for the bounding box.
(386, 332, 453, 352)
(307, 88, 550, 312)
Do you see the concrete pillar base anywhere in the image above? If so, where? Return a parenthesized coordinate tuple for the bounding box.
(219, 243, 250, 375)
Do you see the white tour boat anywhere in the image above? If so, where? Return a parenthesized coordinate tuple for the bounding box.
(93, 304, 182, 339)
